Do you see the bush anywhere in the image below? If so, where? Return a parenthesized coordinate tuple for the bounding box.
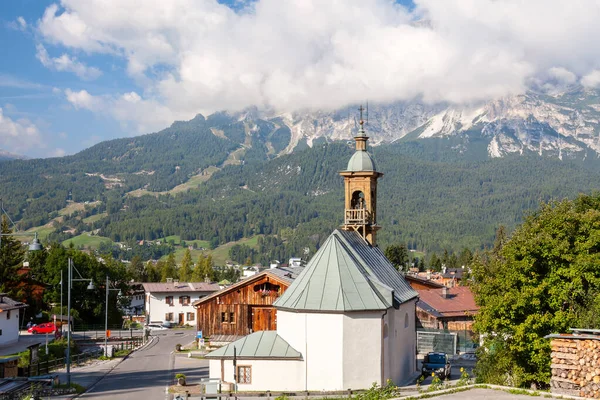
(355, 380, 400, 400)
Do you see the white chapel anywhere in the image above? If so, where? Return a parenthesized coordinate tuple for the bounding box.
(206, 113, 419, 391)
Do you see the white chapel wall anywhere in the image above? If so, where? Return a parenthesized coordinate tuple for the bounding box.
(277, 310, 345, 391)
(385, 300, 417, 384)
(342, 311, 383, 390)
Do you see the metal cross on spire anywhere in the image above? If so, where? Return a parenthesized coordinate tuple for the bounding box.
(358, 105, 365, 126)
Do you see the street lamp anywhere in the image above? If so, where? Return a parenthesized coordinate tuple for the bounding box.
(0, 199, 43, 251)
(66, 257, 95, 387)
(104, 275, 122, 357)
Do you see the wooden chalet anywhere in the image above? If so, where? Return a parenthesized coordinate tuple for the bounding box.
(193, 266, 302, 340)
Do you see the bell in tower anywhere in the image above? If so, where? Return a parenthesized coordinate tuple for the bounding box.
(339, 106, 383, 246)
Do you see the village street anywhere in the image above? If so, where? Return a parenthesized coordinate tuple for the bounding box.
(73, 329, 206, 400)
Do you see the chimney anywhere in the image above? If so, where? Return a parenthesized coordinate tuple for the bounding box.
(442, 286, 449, 299)
(166, 278, 173, 283)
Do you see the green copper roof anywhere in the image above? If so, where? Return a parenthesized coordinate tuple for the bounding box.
(204, 331, 302, 360)
(346, 150, 377, 172)
(274, 230, 417, 312)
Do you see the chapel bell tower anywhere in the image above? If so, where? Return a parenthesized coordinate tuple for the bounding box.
(340, 106, 383, 246)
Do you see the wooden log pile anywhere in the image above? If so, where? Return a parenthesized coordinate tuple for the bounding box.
(551, 338, 600, 398)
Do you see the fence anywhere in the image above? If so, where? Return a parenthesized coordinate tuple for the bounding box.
(22, 348, 104, 377)
(417, 328, 478, 354)
(22, 338, 142, 377)
(74, 329, 144, 340)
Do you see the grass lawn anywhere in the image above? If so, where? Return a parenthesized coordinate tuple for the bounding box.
(25, 225, 56, 240)
(83, 212, 107, 224)
(160, 235, 262, 266)
(160, 235, 211, 249)
(62, 233, 112, 249)
(127, 166, 219, 198)
(209, 235, 261, 265)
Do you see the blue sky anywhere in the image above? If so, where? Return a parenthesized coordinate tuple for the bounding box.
(0, 0, 599, 159)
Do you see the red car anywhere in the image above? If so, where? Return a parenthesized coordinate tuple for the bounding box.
(28, 322, 56, 334)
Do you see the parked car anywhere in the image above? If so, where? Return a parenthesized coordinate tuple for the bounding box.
(146, 324, 168, 331)
(421, 352, 451, 380)
(161, 321, 177, 329)
(28, 322, 56, 334)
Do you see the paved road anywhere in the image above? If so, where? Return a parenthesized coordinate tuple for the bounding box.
(80, 330, 205, 400)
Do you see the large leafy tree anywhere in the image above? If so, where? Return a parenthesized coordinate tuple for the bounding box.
(472, 194, 600, 388)
(0, 216, 25, 298)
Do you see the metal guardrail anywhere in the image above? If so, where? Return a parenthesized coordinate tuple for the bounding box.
(71, 329, 144, 340)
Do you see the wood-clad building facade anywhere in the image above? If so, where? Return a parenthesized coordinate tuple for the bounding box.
(193, 268, 300, 338)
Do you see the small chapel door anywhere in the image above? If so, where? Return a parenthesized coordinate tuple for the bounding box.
(251, 307, 276, 332)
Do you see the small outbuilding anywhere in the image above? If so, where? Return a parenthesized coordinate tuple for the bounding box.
(0, 293, 28, 346)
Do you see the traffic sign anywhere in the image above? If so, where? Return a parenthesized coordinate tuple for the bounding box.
(197, 330, 203, 339)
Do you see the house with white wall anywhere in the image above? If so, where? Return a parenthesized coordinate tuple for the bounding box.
(0, 293, 28, 346)
(142, 281, 219, 325)
(206, 117, 419, 391)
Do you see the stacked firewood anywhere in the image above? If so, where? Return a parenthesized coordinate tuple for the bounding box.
(550, 338, 600, 398)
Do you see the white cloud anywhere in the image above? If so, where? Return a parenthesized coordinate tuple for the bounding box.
(582, 70, 600, 88)
(37, 0, 600, 129)
(64, 89, 185, 133)
(6, 16, 27, 31)
(51, 148, 66, 157)
(548, 67, 577, 85)
(0, 74, 45, 89)
(17, 17, 27, 30)
(0, 107, 43, 153)
(36, 44, 102, 80)
(64, 89, 103, 110)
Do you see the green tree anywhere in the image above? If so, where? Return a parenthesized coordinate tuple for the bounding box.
(0, 216, 25, 298)
(191, 255, 205, 281)
(145, 260, 160, 282)
(472, 195, 600, 388)
(428, 253, 442, 271)
(127, 256, 145, 281)
(180, 249, 193, 282)
(384, 244, 409, 271)
(201, 255, 215, 281)
(160, 253, 178, 282)
(458, 248, 473, 267)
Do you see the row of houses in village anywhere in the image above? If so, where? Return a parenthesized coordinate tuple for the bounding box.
(131, 266, 477, 339)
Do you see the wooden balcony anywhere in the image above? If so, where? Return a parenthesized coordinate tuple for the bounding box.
(344, 209, 373, 225)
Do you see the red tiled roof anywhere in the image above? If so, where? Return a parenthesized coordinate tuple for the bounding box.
(416, 286, 479, 318)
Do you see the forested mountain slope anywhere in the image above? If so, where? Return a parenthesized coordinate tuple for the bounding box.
(2, 110, 600, 257)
